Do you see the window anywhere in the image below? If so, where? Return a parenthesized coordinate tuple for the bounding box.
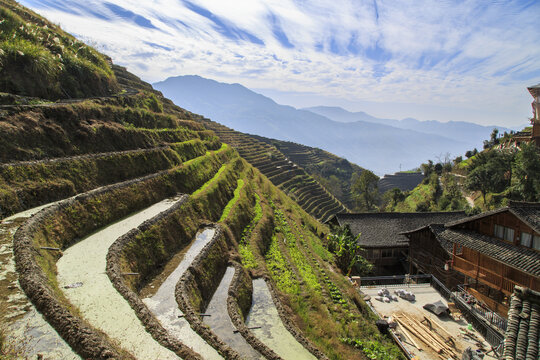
(382, 249, 392, 258)
(521, 232, 532, 247)
(504, 228, 515, 242)
(493, 224, 515, 242)
(533, 235, 540, 251)
(494, 224, 504, 238)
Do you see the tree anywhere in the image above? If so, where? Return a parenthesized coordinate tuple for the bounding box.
(465, 165, 492, 205)
(326, 225, 372, 276)
(351, 170, 379, 211)
(490, 128, 500, 146)
(465, 151, 511, 206)
(421, 160, 434, 178)
(512, 143, 540, 201)
(387, 188, 406, 207)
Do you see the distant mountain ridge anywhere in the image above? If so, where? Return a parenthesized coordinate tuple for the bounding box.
(154, 75, 497, 175)
(304, 106, 513, 145)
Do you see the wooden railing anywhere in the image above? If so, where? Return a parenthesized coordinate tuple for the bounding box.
(452, 256, 518, 295)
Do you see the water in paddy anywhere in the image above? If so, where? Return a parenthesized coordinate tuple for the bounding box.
(246, 279, 317, 360)
(1, 204, 80, 359)
(203, 267, 263, 359)
(57, 196, 184, 360)
(143, 228, 222, 360)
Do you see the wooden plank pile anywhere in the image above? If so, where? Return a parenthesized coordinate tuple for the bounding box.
(393, 312, 460, 359)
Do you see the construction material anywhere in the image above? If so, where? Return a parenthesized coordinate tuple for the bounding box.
(397, 319, 422, 351)
(394, 312, 460, 359)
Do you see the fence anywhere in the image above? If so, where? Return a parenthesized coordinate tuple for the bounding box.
(358, 274, 506, 354)
(455, 285, 508, 332)
(358, 274, 432, 288)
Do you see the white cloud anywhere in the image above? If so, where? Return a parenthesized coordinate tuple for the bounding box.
(19, 0, 540, 126)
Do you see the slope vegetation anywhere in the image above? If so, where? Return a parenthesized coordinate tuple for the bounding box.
(201, 119, 349, 222)
(249, 134, 364, 209)
(0, 2, 402, 359)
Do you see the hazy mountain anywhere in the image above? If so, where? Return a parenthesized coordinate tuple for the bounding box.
(305, 106, 513, 145)
(154, 75, 474, 175)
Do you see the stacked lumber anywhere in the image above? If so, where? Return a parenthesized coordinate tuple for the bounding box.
(393, 312, 460, 360)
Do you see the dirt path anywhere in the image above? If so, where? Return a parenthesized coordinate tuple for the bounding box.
(1, 204, 80, 359)
(56, 196, 184, 360)
(142, 228, 222, 360)
(246, 279, 316, 360)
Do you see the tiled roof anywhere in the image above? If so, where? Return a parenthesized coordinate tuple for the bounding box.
(503, 286, 540, 360)
(329, 212, 465, 248)
(446, 201, 540, 233)
(436, 228, 540, 276)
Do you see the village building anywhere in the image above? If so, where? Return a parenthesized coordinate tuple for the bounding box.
(502, 83, 540, 149)
(326, 211, 465, 276)
(401, 224, 465, 290)
(403, 202, 540, 318)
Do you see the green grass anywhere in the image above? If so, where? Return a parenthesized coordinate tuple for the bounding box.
(219, 178, 244, 222)
(274, 207, 321, 293)
(0, 1, 118, 99)
(265, 233, 299, 294)
(239, 193, 262, 269)
(191, 164, 227, 197)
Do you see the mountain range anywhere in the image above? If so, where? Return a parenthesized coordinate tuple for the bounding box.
(154, 75, 511, 175)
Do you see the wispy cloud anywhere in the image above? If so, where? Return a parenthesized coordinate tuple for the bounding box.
(19, 0, 540, 126)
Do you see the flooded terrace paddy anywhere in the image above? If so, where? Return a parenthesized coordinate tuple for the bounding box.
(246, 279, 317, 360)
(1, 204, 80, 359)
(203, 267, 264, 359)
(142, 227, 222, 360)
(56, 196, 184, 360)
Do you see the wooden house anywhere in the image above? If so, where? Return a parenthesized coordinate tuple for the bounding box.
(405, 202, 540, 317)
(326, 212, 464, 275)
(401, 224, 465, 290)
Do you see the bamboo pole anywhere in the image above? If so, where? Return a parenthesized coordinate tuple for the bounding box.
(393, 315, 422, 351)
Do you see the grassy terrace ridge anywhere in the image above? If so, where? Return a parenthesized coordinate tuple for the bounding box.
(201, 118, 348, 222)
(0, 0, 119, 99)
(219, 178, 245, 222)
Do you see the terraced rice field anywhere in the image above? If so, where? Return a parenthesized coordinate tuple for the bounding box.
(143, 228, 222, 359)
(57, 196, 184, 360)
(246, 279, 316, 360)
(201, 119, 348, 222)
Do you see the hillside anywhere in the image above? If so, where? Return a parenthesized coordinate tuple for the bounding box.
(386, 130, 540, 212)
(0, 0, 118, 99)
(200, 119, 348, 222)
(153, 75, 470, 175)
(0, 2, 401, 359)
(248, 134, 363, 210)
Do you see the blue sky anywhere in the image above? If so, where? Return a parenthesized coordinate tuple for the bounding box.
(19, 0, 540, 127)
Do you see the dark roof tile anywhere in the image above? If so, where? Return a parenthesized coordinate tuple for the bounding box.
(503, 286, 540, 360)
(436, 228, 540, 276)
(446, 201, 540, 233)
(330, 212, 465, 248)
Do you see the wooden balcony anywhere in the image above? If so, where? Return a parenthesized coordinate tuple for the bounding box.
(452, 256, 520, 295)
